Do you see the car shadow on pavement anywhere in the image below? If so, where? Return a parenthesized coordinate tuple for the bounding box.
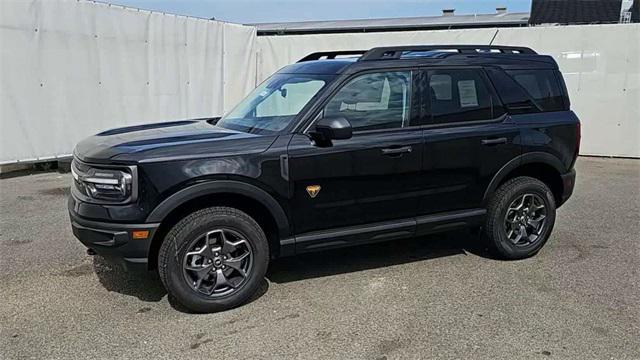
(267, 229, 494, 284)
(92, 256, 167, 302)
(89, 230, 492, 308)
(92, 255, 270, 313)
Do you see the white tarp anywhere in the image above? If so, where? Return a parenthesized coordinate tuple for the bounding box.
(257, 25, 640, 158)
(493, 26, 639, 158)
(1, 1, 638, 163)
(0, 0, 256, 164)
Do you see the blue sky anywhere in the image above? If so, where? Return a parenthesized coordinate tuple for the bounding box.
(106, 0, 532, 23)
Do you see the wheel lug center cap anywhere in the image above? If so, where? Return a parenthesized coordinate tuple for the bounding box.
(213, 258, 223, 267)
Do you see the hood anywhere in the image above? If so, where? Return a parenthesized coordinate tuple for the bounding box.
(74, 119, 278, 164)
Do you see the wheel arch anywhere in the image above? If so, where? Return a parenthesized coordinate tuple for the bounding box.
(146, 181, 290, 269)
(483, 152, 566, 207)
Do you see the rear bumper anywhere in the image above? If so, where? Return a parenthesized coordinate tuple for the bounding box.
(559, 168, 576, 207)
(69, 210, 159, 272)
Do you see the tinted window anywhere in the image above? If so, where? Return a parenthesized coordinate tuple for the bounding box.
(255, 80, 325, 117)
(427, 69, 504, 124)
(506, 70, 565, 112)
(324, 71, 411, 131)
(485, 68, 536, 114)
(219, 73, 333, 134)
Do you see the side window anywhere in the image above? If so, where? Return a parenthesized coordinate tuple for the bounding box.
(324, 71, 411, 131)
(427, 69, 504, 124)
(505, 70, 565, 112)
(485, 68, 536, 114)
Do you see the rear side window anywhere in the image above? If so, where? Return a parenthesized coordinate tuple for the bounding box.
(427, 69, 504, 124)
(488, 69, 567, 113)
(507, 70, 565, 112)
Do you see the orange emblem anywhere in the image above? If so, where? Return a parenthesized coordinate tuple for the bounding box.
(306, 185, 321, 198)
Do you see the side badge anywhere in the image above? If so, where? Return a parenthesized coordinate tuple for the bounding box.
(306, 185, 321, 198)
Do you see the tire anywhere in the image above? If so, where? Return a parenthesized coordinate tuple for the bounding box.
(158, 206, 269, 313)
(483, 176, 556, 260)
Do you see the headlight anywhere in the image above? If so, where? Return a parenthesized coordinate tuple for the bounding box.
(71, 160, 137, 203)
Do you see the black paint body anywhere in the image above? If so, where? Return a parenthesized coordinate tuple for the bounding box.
(69, 50, 579, 270)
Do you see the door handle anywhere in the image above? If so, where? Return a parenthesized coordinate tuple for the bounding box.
(381, 146, 412, 155)
(481, 137, 508, 146)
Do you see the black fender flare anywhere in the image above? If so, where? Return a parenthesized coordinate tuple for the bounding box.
(482, 152, 566, 205)
(146, 180, 290, 238)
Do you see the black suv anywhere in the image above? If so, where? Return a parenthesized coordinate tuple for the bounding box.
(69, 45, 579, 312)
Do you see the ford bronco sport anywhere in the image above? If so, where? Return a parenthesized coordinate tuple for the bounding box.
(69, 45, 579, 312)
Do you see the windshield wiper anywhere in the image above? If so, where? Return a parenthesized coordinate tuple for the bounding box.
(206, 117, 221, 125)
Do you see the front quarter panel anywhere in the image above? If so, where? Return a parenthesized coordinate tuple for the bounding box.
(139, 134, 289, 211)
(136, 135, 294, 240)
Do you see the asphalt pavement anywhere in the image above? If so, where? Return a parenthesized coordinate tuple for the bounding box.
(1, 157, 638, 359)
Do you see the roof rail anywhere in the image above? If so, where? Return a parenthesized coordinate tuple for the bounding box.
(359, 45, 536, 61)
(298, 50, 367, 62)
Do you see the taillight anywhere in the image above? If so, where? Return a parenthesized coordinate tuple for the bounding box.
(569, 121, 581, 169)
(575, 121, 581, 156)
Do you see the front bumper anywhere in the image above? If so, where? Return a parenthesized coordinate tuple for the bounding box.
(559, 168, 576, 207)
(69, 202, 159, 272)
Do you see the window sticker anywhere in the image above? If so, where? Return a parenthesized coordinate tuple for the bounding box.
(458, 80, 479, 107)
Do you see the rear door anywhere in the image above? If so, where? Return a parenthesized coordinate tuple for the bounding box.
(287, 70, 424, 244)
(417, 67, 521, 225)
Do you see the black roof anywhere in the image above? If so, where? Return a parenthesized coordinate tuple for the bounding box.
(279, 59, 357, 75)
(529, 0, 623, 24)
(278, 46, 558, 75)
(632, 0, 640, 22)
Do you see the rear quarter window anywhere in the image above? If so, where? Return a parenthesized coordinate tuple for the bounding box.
(487, 68, 568, 114)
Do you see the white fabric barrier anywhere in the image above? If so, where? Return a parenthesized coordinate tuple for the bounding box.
(257, 25, 640, 158)
(1, 1, 637, 163)
(0, 0, 256, 164)
(493, 26, 639, 158)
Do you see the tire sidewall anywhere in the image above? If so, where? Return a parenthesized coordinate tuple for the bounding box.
(490, 179, 556, 259)
(162, 209, 269, 313)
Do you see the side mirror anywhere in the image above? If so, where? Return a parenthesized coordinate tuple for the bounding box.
(309, 116, 352, 145)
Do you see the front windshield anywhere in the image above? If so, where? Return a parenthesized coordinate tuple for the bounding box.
(217, 73, 335, 134)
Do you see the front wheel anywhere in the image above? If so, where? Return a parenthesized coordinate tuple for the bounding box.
(158, 206, 269, 313)
(483, 177, 556, 259)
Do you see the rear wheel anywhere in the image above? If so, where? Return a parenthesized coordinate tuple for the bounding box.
(484, 177, 556, 259)
(158, 206, 269, 313)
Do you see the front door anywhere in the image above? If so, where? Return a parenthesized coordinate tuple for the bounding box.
(287, 70, 424, 245)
